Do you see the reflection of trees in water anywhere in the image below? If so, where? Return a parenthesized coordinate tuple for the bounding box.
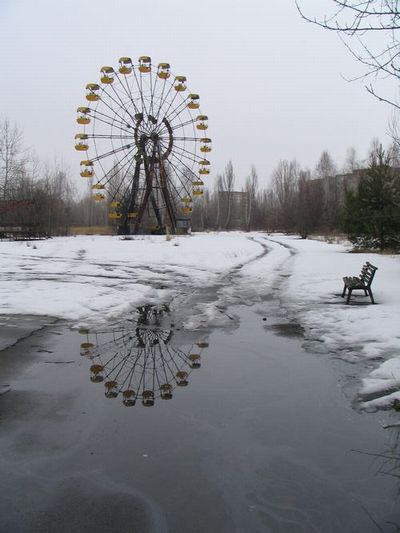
(79, 305, 209, 407)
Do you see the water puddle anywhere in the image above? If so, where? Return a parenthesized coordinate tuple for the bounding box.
(1, 302, 400, 532)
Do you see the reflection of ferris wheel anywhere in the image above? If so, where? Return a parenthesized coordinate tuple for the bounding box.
(79, 307, 209, 407)
(75, 56, 211, 234)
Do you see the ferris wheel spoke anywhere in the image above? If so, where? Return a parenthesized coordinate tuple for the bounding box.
(114, 72, 142, 117)
(168, 149, 198, 178)
(170, 118, 196, 131)
(104, 152, 138, 194)
(158, 162, 186, 202)
(166, 159, 193, 197)
(135, 69, 149, 117)
(91, 109, 133, 134)
(160, 90, 180, 121)
(165, 345, 186, 373)
(151, 343, 157, 393)
(119, 365, 135, 391)
(171, 136, 200, 141)
(154, 343, 169, 384)
(172, 346, 191, 366)
(153, 345, 165, 391)
(112, 354, 131, 380)
(163, 98, 190, 123)
(102, 86, 137, 125)
(149, 69, 158, 118)
(154, 79, 174, 122)
(87, 134, 135, 140)
(108, 83, 138, 124)
(102, 351, 119, 371)
(171, 144, 202, 164)
(161, 345, 178, 374)
(167, 161, 194, 192)
(90, 142, 136, 163)
(96, 95, 134, 131)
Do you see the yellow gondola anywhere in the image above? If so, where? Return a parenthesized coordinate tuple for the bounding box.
(157, 63, 170, 79)
(176, 370, 189, 386)
(187, 93, 200, 109)
(90, 364, 104, 383)
(192, 179, 204, 187)
(93, 193, 105, 201)
(138, 56, 151, 73)
(200, 137, 212, 152)
(75, 133, 89, 151)
(100, 66, 115, 84)
(193, 188, 204, 196)
(122, 390, 136, 407)
(199, 159, 210, 176)
(104, 381, 118, 399)
(86, 83, 100, 101)
(196, 115, 208, 130)
(174, 75, 187, 92)
(108, 212, 122, 219)
(127, 212, 138, 218)
(91, 183, 105, 190)
(197, 341, 209, 348)
(181, 196, 192, 203)
(80, 342, 94, 350)
(80, 160, 93, 177)
(76, 107, 91, 125)
(119, 57, 132, 75)
(110, 201, 121, 208)
(81, 170, 94, 178)
(182, 206, 193, 214)
(160, 383, 173, 400)
(142, 390, 155, 407)
(189, 353, 201, 369)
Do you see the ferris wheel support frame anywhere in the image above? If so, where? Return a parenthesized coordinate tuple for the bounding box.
(159, 151, 177, 234)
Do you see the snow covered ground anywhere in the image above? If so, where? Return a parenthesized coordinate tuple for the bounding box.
(0, 231, 399, 410)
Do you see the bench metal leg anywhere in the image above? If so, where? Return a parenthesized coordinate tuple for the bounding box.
(342, 284, 347, 298)
(346, 288, 352, 304)
(368, 288, 375, 304)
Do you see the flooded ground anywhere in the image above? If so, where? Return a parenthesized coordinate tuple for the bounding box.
(1, 298, 400, 533)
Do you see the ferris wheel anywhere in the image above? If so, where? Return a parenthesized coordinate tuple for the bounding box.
(79, 306, 209, 407)
(75, 56, 211, 234)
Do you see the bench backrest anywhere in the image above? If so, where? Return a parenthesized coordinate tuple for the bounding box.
(360, 262, 378, 287)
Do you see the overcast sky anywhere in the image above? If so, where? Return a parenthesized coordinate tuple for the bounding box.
(0, 0, 395, 191)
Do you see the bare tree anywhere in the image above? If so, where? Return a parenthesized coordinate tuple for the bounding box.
(388, 140, 400, 167)
(295, 170, 325, 238)
(0, 117, 26, 199)
(296, 1, 400, 110)
(244, 165, 259, 231)
(343, 146, 360, 172)
(315, 150, 337, 179)
(220, 161, 235, 230)
(272, 159, 299, 231)
(315, 150, 341, 230)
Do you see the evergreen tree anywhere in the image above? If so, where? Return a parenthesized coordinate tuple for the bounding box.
(343, 146, 400, 250)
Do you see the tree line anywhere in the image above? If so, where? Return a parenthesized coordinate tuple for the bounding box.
(1, 117, 399, 250)
(193, 141, 400, 251)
